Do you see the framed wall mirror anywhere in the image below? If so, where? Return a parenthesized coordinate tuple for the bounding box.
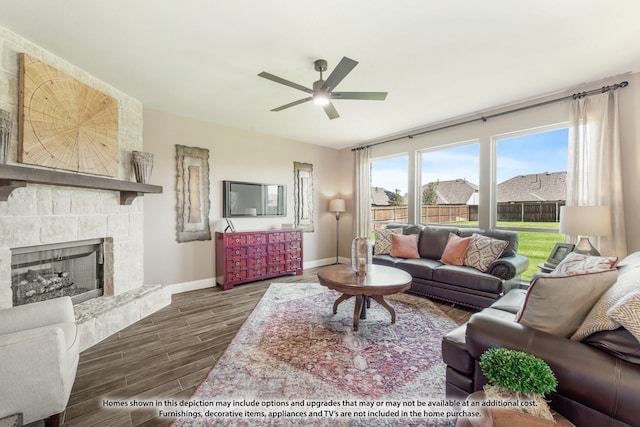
(294, 162, 314, 232)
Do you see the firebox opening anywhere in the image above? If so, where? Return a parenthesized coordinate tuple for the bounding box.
(11, 238, 105, 306)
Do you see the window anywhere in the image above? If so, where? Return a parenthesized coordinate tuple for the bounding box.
(495, 127, 569, 280)
(370, 155, 408, 233)
(420, 143, 479, 226)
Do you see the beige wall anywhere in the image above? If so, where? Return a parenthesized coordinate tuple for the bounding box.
(142, 109, 344, 286)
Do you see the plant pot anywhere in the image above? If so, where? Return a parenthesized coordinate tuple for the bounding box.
(455, 391, 575, 427)
(132, 150, 153, 184)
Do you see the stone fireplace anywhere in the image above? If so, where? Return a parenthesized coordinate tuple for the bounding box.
(0, 25, 170, 351)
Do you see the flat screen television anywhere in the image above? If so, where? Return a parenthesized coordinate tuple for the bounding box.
(223, 180, 286, 218)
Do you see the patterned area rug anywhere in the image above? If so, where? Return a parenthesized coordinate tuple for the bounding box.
(171, 283, 460, 426)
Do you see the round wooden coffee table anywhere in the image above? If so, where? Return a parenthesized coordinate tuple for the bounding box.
(317, 264, 412, 331)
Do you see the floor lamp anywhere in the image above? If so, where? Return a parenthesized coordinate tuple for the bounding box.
(329, 198, 346, 264)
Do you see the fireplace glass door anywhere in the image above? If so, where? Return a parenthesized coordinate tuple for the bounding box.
(11, 238, 104, 306)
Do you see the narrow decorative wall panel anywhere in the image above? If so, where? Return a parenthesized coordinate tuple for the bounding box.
(176, 145, 211, 242)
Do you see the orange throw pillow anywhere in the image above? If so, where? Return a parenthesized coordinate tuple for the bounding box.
(390, 233, 420, 259)
(440, 233, 472, 266)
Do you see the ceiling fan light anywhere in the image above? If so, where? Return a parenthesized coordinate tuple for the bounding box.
(313, 93, 330, 106)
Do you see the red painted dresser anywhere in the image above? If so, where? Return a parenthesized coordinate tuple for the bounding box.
(215, 230, 303, 290)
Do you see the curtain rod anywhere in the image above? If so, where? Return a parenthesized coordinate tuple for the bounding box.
(351, 80, 629, 152)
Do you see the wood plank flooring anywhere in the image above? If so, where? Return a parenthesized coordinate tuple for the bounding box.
(62, 267, 474, 427)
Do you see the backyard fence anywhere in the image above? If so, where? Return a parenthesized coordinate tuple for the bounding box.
(372, 201, 563, 229)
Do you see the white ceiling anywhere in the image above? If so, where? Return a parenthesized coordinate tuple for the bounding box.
(1, 1, 639, 149)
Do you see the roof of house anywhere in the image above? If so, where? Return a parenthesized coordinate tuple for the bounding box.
(373, 172, 567, 205)
(371, 187, 393, 206)
(422, 179, 479, 205)
(497, 171, 566, 202)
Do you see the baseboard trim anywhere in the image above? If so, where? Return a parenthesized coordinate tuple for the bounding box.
(165, 278, 216, 295)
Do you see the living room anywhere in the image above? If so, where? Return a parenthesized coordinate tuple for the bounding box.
(1, 2, 640, 427)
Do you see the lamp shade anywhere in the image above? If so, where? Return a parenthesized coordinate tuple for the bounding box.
(560, 205, 611, 236)
(329, 198, 346, 213)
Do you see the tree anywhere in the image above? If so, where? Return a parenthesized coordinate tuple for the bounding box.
(387, 189, 404, 206)
(422, 183, 438, 205)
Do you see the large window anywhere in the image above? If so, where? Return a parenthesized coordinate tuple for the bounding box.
(495, 127, 569, 280)
(370, 155, 408, 231)
(420, 143, 479, 226)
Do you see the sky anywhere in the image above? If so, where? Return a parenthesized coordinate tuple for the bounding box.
(371, 128, 569, 195)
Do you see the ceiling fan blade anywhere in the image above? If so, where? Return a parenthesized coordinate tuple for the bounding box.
(258, 72, 313, 94)
(270, 97, 312, 111)
(323, 102, 340, 120)
(321, 57, 358, 91)
(332, 91, 388, 101)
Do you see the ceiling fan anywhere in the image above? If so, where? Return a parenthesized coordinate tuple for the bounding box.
(258, 57, 387, 120)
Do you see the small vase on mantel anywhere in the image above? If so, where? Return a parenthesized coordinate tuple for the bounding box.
(132, 150, 153, 184)
(351, 237, 372, 276)
(0, 109, 12, 164)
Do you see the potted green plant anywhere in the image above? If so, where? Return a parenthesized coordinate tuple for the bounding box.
(479, 347, 558, 421)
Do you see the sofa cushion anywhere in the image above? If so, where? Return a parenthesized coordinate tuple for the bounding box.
(440, 233, 472, 266)
(418, 225, 459, 259)
(390, 233, 420, 258)
(371, 254, 399, 268)
(432, 265, 503, 294)
(517, 269, 618, 338)
(584, 328, 640, 364)
(463, 233, 509, 272)
(551, 252, 618, 275)
(489, 288, 527, 314)
(395, 258, 441, 281)
(572, 269, 640, 341)
(373, 228, 402, 255)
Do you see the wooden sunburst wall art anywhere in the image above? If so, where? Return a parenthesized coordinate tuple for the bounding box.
(18, 53, 119, 177)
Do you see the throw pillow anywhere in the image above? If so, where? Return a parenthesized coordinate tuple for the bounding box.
(463, 233, 509, 272)
(571, 271, 640, 341)
(440, 233, 472, 266)
(390, 233, 420, 259)
(551, 252, 618, 276)
(516, 269, 618, 338)
(373, 228, 402, 255)
(606, 291, 640, 343)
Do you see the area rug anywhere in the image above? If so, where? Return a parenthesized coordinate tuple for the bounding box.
(170, 283, 461, 426)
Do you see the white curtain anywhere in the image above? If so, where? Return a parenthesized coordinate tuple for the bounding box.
(567, 91, 627, 258)
(353, 147, 371, 238)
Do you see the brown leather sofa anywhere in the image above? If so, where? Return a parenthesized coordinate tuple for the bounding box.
(372, 223, 529, 309)
(442, 254, 640, 427)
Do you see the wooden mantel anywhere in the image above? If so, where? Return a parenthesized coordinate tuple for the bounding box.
(0, 163, 162, 205)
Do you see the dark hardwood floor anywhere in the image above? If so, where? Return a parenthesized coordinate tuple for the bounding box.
(62, 267, 474, 427)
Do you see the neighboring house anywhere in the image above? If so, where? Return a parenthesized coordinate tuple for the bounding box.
(497, 172, 566, 203)
(371, 186, 394, 206)
(421, 179, 479, 205)
(374, 173, 566, 206)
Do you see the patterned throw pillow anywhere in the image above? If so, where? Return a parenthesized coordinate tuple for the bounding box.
(551, 252, 618, 276)
(608, 291, 640, 342)
(440, 233, 472, 266)
(463, 233, 509, 272)
(572, 271, 640, 341)
(373, 228, 402, 255)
